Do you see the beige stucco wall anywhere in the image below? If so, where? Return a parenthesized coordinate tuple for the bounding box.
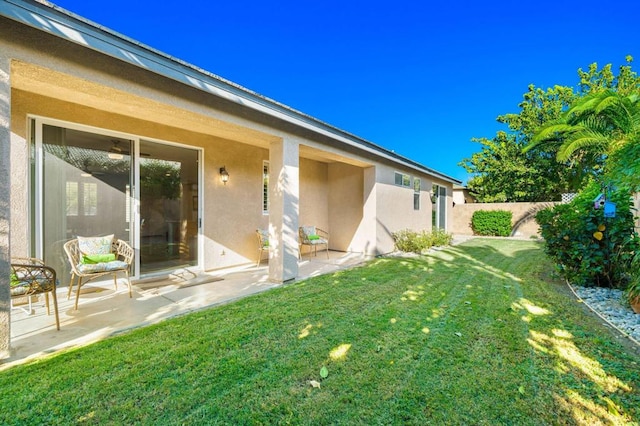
(358, 164, 454, 254)
(299, 157, 329, 232)
(328, 162, 364, 252)
(0, 47, 11, 358)
(11, 88, 266, 266)
(3, 15, 457, 271)
(453, 188, 476, 205)
(451, 202, 558, 238)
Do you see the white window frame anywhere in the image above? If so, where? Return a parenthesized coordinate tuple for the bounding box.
(29, 115, 204, 279)
(394, 171, 411, 188)
(413, 177, 421, 210)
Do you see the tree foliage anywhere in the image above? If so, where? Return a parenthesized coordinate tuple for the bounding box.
(535, 181, 639, 288)
(528, 58, 640, 194)
(460, 131, 568, 202)
(460, 57, 639, 202)
(528, 90, 640, 161)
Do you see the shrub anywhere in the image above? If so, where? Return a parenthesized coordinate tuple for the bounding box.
(535, 181, 640, 288)
(471, 210, 512, 236)
(431, 228, 454, 247)
(392, 228, 453, 254)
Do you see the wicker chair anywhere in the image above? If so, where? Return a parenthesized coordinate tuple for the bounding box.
(298, 225, 330, 259)
(256, 229, 271, 266)
(63, 237, 134, 310)
(10, 257, 60, 330)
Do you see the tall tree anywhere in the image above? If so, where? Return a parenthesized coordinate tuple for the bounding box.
(461, 57, 640, 202)
(526, 57, 640, 191)
(527, 90, 640, 162)
(460, 85, 584, 201)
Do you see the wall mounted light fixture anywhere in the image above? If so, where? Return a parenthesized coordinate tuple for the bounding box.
(107, 140, 125, 160)
(220, 166, 229, 184)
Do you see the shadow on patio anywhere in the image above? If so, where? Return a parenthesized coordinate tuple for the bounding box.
(3, 251, 372, 369)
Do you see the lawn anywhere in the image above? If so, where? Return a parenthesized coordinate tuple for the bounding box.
(1, 239, 638, 425)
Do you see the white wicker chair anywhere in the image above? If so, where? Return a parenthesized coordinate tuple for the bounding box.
(298, 226, 330, 259)
(63, 237, 134, 310)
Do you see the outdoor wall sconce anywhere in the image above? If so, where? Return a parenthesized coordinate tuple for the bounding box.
(430, 191, 438, 204)
(220, 166, 229, 185)
(107, 140, 125, 160)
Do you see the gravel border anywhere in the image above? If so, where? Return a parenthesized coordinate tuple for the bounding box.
(568, 283, 640, 347)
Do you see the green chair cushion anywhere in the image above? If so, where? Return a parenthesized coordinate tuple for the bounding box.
(82, 253, 117, 264)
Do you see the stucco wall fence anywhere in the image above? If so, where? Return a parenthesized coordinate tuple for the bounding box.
(451, 202, 559, 238)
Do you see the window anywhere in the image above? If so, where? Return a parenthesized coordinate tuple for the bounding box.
(66, 182, 97, 216)
(83, 183, 97, 216)
(263, 161, 269, 214)
(413, 178, 421, 210)
(394, 172, 410, 188)
(66, 182, 78, 216)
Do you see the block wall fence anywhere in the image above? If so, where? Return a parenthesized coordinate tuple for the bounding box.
(451, 202, 559, 238)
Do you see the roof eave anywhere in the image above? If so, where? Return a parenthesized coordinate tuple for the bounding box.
(2, 0, 461, 184)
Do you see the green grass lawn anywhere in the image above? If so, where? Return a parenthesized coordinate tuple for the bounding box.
(1, 239, 639, 425)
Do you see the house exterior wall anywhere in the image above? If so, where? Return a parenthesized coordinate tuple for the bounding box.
(452, 188, 473, 205)
(328, 163, 364, 252)
(299, 158, 329, 233)
(1, 4, 461, 356)
(355, 164, 454, 255)
(0, 46, 11, 359)
(1, 11, 458, 276)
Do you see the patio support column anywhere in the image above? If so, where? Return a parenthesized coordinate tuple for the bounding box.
(362, 166, 379, 256)
(0, 55, 11, 359)
(268, 138, 299, 283)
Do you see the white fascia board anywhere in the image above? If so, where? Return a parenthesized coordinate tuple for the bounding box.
(1, 0, 461, 185)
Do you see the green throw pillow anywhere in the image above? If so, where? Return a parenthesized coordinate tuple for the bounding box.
(10, 273, 20, 287)
(82, 253, 116, 264)
(309, 234, 320, 241)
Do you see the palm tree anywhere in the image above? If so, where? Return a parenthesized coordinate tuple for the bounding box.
(525, 90, 640, 163)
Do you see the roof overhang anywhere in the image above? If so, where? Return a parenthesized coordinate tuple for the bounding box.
(1, 0, 461, 184)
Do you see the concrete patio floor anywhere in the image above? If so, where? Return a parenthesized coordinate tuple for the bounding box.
(2, 250, 373, 369)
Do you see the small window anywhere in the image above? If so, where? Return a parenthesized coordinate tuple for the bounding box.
(83, 183, 97, 216)
(66, 181, 97, 216)
(66, 181, 78, 216)
(413, 178, 421, 210)
(262, 161, 269, 214)
(394, 172, 410, 188)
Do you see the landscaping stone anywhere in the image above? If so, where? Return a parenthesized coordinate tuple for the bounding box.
(572, 285, 640, 343)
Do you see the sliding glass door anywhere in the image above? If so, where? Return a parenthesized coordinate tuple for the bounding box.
(39, 124, 132, 282)
(138, 140, 199, 274)
(34, 119, 201, 281)
(431, 184, 447, 230)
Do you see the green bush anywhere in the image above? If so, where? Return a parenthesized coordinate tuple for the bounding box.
(431, 228, 454, 247)
(471, 210, 512, 236)
(392, 228, 453, 254)
(535, 181, 640, 288)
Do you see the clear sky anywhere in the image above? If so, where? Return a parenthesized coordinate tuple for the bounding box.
(50, 0, 640, 183)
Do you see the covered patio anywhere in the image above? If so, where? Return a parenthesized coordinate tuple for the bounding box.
(1, 1, 459, 360)
(2, 250, 372, 369)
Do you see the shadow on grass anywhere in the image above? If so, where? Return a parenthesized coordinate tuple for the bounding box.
(413, 238, 640, 424)
(0, 239, 637, 424)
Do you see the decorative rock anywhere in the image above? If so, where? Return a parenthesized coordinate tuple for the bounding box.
(572, 286, 640, 343)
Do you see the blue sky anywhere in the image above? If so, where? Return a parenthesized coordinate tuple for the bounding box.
(51, 0, 640, 183)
